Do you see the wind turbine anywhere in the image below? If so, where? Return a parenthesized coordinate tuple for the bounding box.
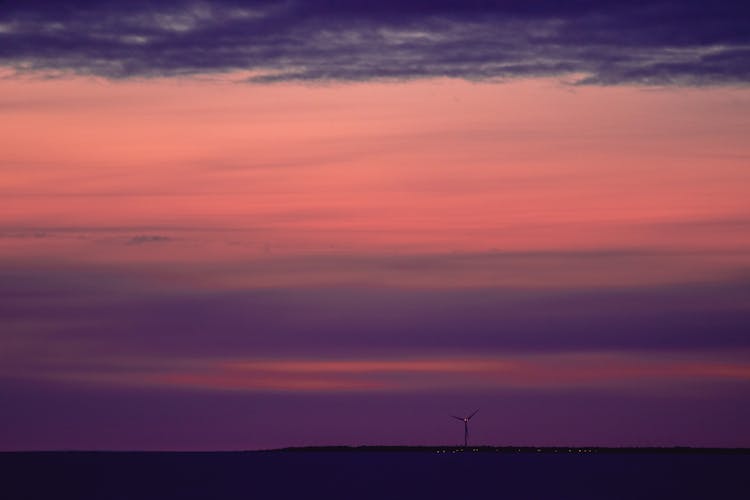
(452, 409, 479, 447)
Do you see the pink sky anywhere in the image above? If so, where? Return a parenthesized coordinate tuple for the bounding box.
(2, 76, 749, 288)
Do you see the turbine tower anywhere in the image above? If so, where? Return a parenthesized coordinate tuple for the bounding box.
(452, 409, 479, 447)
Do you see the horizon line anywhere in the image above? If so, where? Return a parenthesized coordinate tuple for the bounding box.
(4, 445, 750, 454)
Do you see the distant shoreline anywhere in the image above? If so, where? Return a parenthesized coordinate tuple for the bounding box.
(272, 445, 750, 454)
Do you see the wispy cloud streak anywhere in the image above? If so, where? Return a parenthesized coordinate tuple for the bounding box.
(20, 352, 750, 393)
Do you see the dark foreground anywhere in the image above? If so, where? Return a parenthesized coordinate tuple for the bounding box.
(3, 448, 749, 499)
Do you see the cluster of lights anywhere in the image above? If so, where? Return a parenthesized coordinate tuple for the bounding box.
(434, 447, 597, 453)
(434, 448, 480, 453)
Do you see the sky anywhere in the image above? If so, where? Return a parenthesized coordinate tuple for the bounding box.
(2, 0, 750, 450)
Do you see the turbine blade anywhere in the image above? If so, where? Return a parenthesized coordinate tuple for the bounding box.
(468, 408, 480, 420)
(451, 416, 464, 421)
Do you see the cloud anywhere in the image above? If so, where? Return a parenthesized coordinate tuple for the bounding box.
(17, 352, 750, 394)
(0, 231, 49, 239)
(1, 1, 749, 85)
(3, 260, 750, 369)
(126, 235, 172, 245)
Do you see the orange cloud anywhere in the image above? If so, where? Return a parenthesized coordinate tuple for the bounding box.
(33, 352, 750, 394)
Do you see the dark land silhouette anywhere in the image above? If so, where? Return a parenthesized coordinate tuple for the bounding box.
(3, 447, 749, 499)
(274, 445, 750, 454)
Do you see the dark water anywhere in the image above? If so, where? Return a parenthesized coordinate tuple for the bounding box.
(2, 451, 749, 499)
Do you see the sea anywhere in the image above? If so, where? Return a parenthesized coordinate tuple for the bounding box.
(2, 449, 748, 499)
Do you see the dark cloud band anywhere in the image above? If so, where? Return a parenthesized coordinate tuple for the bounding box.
(1, 1, 749, 84)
